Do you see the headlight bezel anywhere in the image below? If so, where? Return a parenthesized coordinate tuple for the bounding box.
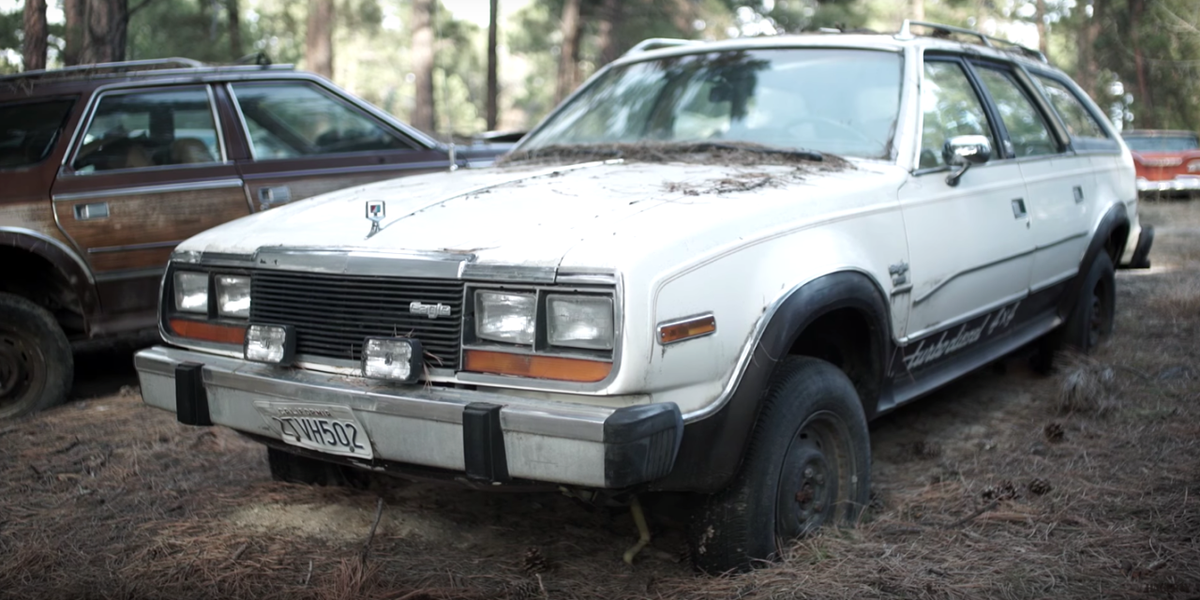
(466, 284, 619, 359)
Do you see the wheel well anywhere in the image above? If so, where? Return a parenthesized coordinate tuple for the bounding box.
(1106, 222, 1130, 263)
(0, 247, 85, 335)
(787, 307, 882, 409)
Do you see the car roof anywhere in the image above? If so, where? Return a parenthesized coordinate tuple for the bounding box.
(0, 58, 299, 101)
(611, 20, 1052, 73)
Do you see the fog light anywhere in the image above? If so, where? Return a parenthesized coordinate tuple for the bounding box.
(362, 338, 423, 383)
(244, 324, 295, 365)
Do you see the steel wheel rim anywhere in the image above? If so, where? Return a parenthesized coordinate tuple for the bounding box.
(0, 328, 41, 410)
(775, 410, 853, 541)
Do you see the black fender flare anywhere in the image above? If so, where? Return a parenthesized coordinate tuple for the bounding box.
(650, 270, 893, 493)
(0, 229, 98, 318)
(1057, 202, 1129, 319)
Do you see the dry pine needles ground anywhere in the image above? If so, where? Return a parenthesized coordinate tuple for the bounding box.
(1, 202, 1198, 599)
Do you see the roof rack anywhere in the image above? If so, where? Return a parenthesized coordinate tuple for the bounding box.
(897, 20, 1048, 63)
(622, 38, 701, 57)
(0, 57, 293, 84)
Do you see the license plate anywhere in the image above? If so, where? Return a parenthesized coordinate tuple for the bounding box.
(254, 402, 374, 459)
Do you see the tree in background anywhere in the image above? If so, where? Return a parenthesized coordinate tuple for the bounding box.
(486, 0, 498, 130)
(22, 0, 46, 70)
(306, 0, 333, 78)
(410, 0, 436, 133)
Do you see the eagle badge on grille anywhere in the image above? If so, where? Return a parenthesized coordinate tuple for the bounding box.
(365, 200, 386, 238)
(410, 301, 451, 319)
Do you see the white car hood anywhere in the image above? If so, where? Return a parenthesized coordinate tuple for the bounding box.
(180, 159, 901, 270)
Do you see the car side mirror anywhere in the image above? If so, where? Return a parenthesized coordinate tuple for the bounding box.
(943, 135, 992, 187)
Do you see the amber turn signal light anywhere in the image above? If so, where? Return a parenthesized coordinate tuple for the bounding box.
(463, 350, 612, 382)
(658, 314, 716, 345)
(169, 319, 247, 346)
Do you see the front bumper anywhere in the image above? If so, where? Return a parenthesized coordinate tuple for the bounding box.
(1137, 176, 1200, 193)
(135, 346, 682, 489)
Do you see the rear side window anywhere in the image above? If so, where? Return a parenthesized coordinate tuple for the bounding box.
(1033, 75, 1116, 151)
(72, 87, 223, 173)
(230, 82, 415, 159)
(0, 99, 76, 169)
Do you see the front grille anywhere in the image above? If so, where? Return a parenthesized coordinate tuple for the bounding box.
(250, 270, 464, 369)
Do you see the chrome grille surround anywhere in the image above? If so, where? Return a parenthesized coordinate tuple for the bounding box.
(249, 270, 465, 369)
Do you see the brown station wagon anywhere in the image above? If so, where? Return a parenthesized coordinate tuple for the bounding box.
(0, 58, 508, 419)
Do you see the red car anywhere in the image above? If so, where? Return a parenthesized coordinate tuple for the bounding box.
(1122, 129, 1200, 197)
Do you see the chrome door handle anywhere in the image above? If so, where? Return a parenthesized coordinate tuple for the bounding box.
(73, 202, 109, 220)
(1073, 185, 1084, 204)
(1011, 198, 1027, 219)
(257, 186, 292, 210)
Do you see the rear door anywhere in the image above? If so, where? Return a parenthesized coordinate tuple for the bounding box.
(225, 80, 449, 211)
(969, 62, 1093, 296)
(51, 85, 249, 320)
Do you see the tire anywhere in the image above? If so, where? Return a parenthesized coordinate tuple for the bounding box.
(0, 292, 73, 419)
(688, 356, 871, 573)
(1032, 252, 1116, 372)
(267, 446, 369, 488)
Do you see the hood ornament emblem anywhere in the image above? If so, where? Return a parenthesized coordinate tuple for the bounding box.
(365, 200, 385, 238)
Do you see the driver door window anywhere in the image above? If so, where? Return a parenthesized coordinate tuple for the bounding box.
(919, 61, 996, 169)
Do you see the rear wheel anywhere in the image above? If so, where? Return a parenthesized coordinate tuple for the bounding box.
(1032, 252, 1115, 372)
(0, 292, 72, 419)
(688, 357, 870, 573)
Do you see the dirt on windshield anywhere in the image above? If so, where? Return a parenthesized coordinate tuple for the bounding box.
(2, 202, 1198, 600)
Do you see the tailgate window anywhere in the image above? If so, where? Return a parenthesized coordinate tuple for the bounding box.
(0, 99, 76, 169)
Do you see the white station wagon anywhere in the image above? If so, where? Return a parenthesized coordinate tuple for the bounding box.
(136, 21, 1153, 572)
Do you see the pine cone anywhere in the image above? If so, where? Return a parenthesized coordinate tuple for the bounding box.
(522, 547, 550, 575)
(981, 480, 1018, 501)
(1044, 422, 1065, 443)
(1027, 478, 1053, 496)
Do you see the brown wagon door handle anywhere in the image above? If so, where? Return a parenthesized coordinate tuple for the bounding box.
(73, 202, 109, 220)
(258, 186, 292, 210)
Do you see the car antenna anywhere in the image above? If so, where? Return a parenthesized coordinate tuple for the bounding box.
(434, 2, 458, 172)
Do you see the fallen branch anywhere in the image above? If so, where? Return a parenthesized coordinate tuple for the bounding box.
(360, 497, 385, 564)
(945, 500, 998, 529)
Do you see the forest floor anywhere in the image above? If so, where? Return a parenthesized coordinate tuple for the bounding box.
(1, 201, 1198, 600)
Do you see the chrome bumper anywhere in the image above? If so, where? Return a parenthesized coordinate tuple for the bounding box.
(135, 346, 681, 488)
(1137, 176, 1200, 192)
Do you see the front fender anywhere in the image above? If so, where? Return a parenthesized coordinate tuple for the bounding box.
(651, 270, 892, 492)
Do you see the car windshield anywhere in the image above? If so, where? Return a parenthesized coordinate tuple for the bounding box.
(1123, 134, 1200, 152)
(519, 48, 902, 161)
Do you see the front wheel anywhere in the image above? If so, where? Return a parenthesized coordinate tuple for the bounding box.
(689, 356, 871, 573)
(0, 293, 73, 419)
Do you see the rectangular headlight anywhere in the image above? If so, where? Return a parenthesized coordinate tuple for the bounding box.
(173, 271, 209, 314)
(362, 338, 422, 383)
(475, 291, 536, 345)
(244, 324, 294, 364)
(547, 294, 614, 350)
(215, 275, 251, 318)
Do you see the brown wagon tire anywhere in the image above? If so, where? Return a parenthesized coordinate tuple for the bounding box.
(0, 293, 73, 419)
(688, 356, 870, 573)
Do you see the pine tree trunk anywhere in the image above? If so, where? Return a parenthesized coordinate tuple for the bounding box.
(1035, 0, 1049, 59)
(82, 0, 128, 64)
(63, 0, 83, 65)
(22, 0, 47, 71)
(306, 0, 334, 79)
(228, 0, 242, 60)
(411, 0, 436, 134)
(597, 0, 621, 66)
(486, 0, 499, 131)
(1128, 0, 1155, 128)
(1077, 0, 1100, 101)
(554, 0, 581, 104)
(912, 0, 923, 21)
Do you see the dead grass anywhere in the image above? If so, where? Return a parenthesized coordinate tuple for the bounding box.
(2, 203, 1199, 599)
